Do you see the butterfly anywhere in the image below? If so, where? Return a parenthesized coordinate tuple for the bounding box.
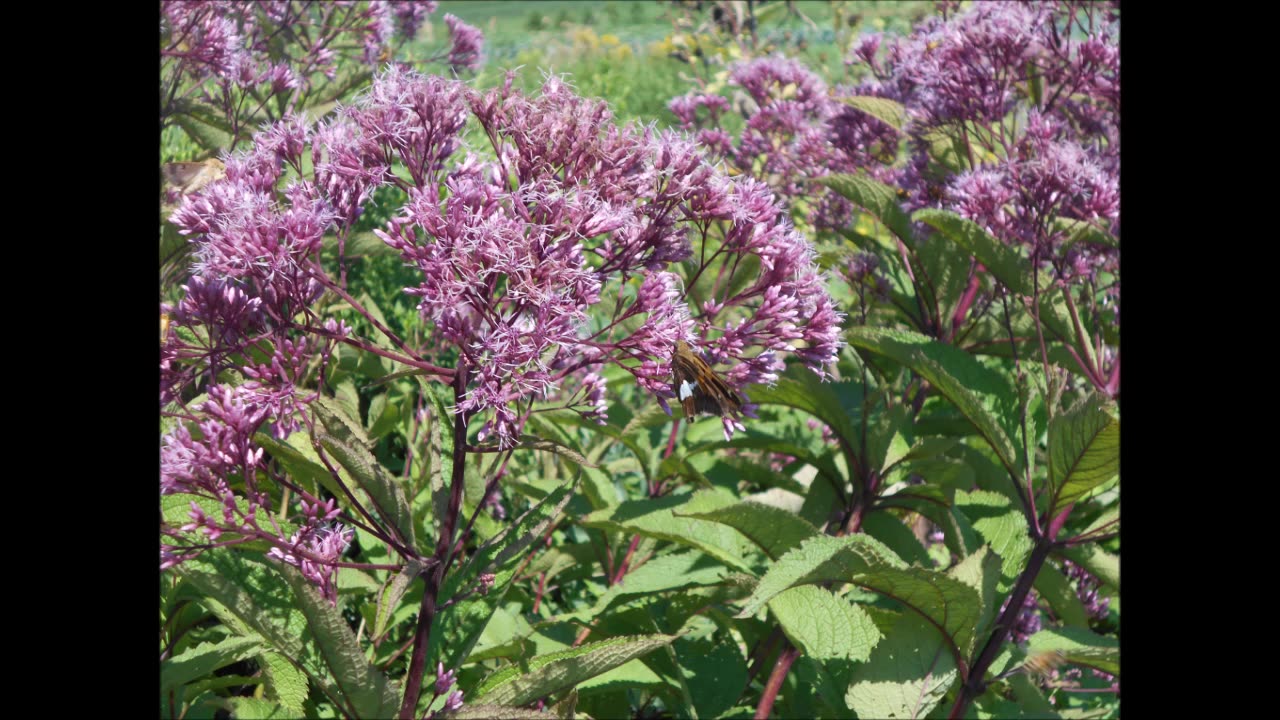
(162, 158, 226, 196)
(670, 340, 744, 423)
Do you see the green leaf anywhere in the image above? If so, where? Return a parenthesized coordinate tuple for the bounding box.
(253, 431, 338, 496)
(915, 209, 1029, 297)
(260, 651, 308, 715)
(580, 490, 756, 572)
(877, 481, 981, 562)
(736, 534, 981, 657)
(374, 558, 423, 640)
(955, 490, 1031, 589)
(1059, 544, 1119, 592)
(316, 393, 365, 446)
(845, 610, 958, 720)
(769, 585, 882, 662)
(679, 500, 820, 560)
(847, 327, 1020, 474)
(676, 636, 747, 719)
(1026, 627, 1119, 677)
(861, 511, 930, 567)
(1055, 217, 1119, 251)
(1076, 504, 1119, 541)
(579, 466, 622, 510)
(947, 547, 1002, 655)
(914, 208, 1075, 339)
(277, 565, 401, 718)
(173, 554, 346, 713)
(172, 111, 232, 152)
(161, 636, 263, 692)
(1048, 394, 1119, 513)
(419, 378, 455, 530)
(224, 697, 286, 719)
(514, 434, 596, 468)
(818, 174, 915, 244)
(837, 96, 907, 131)
(1033, 562, 1090, 628)
(473, 634, 678, 707)
(746, 363, 862, 461)
(562, 550, 731, 623)
(576, 658, 668, 695)
(1005, 672, 1062, 718)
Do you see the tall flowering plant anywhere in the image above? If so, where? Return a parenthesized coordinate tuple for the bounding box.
(160, 64, 840, 717)
(656, 3, 1119, 718)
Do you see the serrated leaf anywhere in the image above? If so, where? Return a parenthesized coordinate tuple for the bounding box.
(580, 490, 755, 572)
(317, 431, 415, 545)
(679, 500, 819, 560)
(419, 378, 455, 528)
(845, 611, 958, 720)
(561, 550, 730, 623)
(260, 651, 308, 714)
(315, 394, 367, 447)
(838, 96, 907, 131)
(374, 558, 423, 639)
(947, 547, 1002, 655)
(473, 634, 678, 706)
(687, 436, 844, 500)
(847, 327, 1020, 474)
(818, 174, 915, 244)
(1048, 395, 1119, 513)
(278, 565, 401, 718)
(1026, 626, 1119, 676)
(769, 585, 881, 662)
(736, 534, 981, 657)
(161, 636, 263, 692)
(224, 697, 285, 719)
(915, 209, 1029, 297)
(579, 466, 621, 510)
(173, 555, 343, 711)
(955, 490, 1031, 588)
(576, 658, 667, 695)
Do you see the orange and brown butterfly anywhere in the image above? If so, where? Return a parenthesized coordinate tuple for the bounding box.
(670, 340, 744, 423)
(162, 158, 226, 196)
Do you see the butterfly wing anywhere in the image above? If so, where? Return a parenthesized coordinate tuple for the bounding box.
(671, 341, 743, 421)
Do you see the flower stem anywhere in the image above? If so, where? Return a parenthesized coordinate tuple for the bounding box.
(398, 363, 470, 719)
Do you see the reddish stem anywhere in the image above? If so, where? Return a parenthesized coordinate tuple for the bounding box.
(754, 644, 800, 719)
(532, 571, 548, 614)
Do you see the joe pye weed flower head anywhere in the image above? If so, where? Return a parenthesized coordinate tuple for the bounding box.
(161, 65, 842, 600)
